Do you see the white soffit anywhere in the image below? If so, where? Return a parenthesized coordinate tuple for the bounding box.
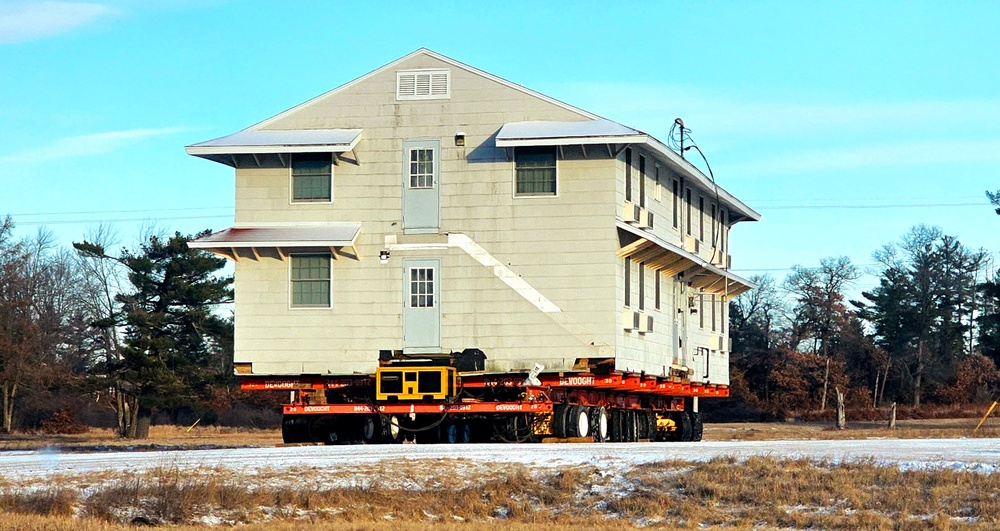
(495, 119, 646, 147)
(185, 129, 363, 156)
(187, 223, 361, 249)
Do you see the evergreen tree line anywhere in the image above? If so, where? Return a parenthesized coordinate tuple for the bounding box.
(0, 217, 277, 438)
(725, 224, 1000, 420)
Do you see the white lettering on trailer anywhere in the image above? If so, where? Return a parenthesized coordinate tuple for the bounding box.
(495, 404, 522, 411)
(559, 376, 595, 386)
(263, 381, 298, 390)
(303, 406, 330, 413)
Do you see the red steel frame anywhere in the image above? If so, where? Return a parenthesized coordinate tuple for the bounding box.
(240, 372, 729, 416)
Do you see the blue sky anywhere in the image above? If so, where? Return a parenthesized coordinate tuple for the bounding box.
(2, 1, 999, 295)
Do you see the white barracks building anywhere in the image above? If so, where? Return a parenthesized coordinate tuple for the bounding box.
(187, 49, 759, 386)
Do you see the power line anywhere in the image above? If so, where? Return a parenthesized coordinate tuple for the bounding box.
(14, 215, 233, 226)
(10, 206, 232, 217)
(759, 202, 988, 211)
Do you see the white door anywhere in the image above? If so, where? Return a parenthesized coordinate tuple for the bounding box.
(402, 140, 440, 234)
(403, 259, 441, 354)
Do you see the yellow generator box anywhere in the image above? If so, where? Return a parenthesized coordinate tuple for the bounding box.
(376, 366, 457, 401)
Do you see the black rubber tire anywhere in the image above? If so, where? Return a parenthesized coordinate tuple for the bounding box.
(589, 406, 609, 442)
(360, 415, 379, 444)
(689, 411, 703, 442)
(628, 410, 640, 442)
(552, 404, 571, 438)
(566, 406, 590, 438)
(674, 411, 693, 442)
(383, 415, 403, 444)
(282, 416, 307, 444)
(647, 410, 658, 440)
(609, 409, 623, 442)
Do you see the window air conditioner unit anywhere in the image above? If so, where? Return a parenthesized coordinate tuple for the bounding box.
(711, 252, 729, 267)
(638, 313, 653, 334)
(622, 200, 640, 224)
(638, 209, 654, 230)
(622, 310, 640, 330)
(684, 235, 700, 254)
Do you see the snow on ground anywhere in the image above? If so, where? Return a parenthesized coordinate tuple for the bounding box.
(0, 438, 998, 481)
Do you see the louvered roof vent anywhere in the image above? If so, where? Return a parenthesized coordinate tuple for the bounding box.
(396, 69, 450, 100)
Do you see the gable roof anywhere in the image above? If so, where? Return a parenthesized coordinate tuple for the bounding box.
(248, 48, 600, 131)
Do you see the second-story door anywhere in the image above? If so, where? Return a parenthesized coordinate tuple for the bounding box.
(402, 140, 440, 234)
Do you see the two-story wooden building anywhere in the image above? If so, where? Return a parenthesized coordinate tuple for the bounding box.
(187, 49, 759, 394)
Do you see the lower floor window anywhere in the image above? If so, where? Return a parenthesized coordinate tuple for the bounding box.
(291, 254, 331, 308)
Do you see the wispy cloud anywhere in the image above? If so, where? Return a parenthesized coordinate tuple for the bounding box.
(0, 127, 192, 163)
(722, 139, 1000, 177)
(0, 1, 116, 44)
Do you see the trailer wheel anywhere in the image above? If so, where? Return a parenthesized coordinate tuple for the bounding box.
(689, 411, 703, 442)
(552, 404, 571, 438)
(383, 415, 402, 444)
(671, 411, 693, 442)
(566, 406, 590, 438)
(609, 409, 622, 442)
(626, 410, 640, 442)
(282, 416, 308, 444)
(590, 406, 609, 442)
(360, 415, 379, 444)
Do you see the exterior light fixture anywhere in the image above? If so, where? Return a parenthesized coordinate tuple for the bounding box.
(454, 132, 465, 146)
(379, 250, 390, 264)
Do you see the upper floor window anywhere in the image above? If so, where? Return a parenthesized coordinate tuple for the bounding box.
(291, 153, 332, 202)
(624, 148, 633, 202)
(638, 155, 646, 207)
(409, 147, 435, 189)
(514, 146, 557, 196)
(396, 69, 450, 100)
(290, 254, 331, 308)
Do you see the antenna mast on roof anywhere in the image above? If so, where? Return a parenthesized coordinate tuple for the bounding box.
(675, 118, 685, 158)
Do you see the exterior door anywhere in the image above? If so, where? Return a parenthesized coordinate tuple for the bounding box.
(403, 259, 441, 354)
(402, 140, 440, 234)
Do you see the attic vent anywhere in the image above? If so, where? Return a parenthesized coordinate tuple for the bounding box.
(396, 69, 450, 100)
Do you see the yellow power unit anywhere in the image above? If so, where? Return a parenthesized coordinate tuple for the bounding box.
(376, 366, 457, 401)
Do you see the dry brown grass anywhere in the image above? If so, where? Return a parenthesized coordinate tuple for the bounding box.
(0, 456, 997, 529)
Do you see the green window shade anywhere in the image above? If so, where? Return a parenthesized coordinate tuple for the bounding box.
(292, 153, 332, 201)
(515, 147, 556, 195)
(291, 254, 331, 307)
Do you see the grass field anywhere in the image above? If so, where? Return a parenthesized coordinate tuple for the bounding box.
(2, 418, 998, 529)
(1, 455, 998, 529)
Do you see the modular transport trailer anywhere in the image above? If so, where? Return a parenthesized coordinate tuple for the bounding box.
(186, 49, 760, 445)
(242, 359, 726, 444)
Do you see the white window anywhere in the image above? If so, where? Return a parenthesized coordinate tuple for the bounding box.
(514, 146, 557, 196)
(396, 69, 450, 100)
(290, 254, 331, 308)
(409, 267, 435, 308)
(291, 153, 332, 202)
(408, 147, 435, 189)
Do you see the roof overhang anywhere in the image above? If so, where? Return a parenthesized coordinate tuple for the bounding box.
(185, 129, 363, 167)
(616, 222, 755, 297)
(495, 120, 760, 224)
(495, 119, 647, 147)
(187, 223, 362, 262)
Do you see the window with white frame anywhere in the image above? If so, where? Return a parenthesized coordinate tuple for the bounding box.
(514, 146, 557, 196)
(290, 254, 331, 308)
(409, 267, 435, 308)
(408, 147, 435, 188)
(291, 153, 332, 202)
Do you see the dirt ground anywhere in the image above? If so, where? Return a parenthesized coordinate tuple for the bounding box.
(2, 416, 997, 452)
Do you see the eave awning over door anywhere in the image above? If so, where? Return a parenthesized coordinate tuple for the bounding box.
(187, 223, 362, 261)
